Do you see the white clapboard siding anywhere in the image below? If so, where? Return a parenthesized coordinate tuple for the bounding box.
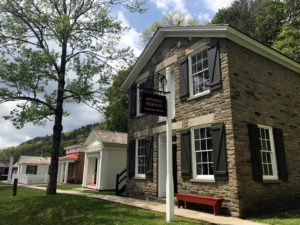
(100, 147, 127, 190)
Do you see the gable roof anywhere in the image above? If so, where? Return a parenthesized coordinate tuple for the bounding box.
(0, 160, 9, 167)
(93, 130, 127, 145)
(83, 130, 127, 147)
(19, 156, 51, 165)
(121, 25, 300, 92)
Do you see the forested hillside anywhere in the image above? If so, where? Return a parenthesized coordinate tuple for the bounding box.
(0, 123, 102, 162)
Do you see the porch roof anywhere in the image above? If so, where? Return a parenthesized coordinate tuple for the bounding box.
(59, 153, 79, 160)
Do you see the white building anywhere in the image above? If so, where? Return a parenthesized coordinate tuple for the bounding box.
(82, 130, 127, 190)
(13, 156, 50, 184)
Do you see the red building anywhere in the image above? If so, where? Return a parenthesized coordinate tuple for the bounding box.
(58, 144, 85, 184)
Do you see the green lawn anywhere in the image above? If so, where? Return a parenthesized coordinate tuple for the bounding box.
(0, 181, 9, 185)
(249, 209, 300, 225)
(56, 183, 82, 190)
(38, 183, 82, 190)
(0, 186, 207, 225)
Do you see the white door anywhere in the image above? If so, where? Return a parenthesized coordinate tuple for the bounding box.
(158, 133, 167, 198)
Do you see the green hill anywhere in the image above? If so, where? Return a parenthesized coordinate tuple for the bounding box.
(0, 123, 102, 162)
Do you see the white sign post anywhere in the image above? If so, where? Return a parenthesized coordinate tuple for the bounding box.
(166, 66, 174, 222)
(7, 151, 14, 184)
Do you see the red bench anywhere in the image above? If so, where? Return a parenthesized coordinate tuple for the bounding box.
(176, 193, 224, 215)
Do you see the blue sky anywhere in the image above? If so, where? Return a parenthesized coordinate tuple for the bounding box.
(0, 0, 234, 149)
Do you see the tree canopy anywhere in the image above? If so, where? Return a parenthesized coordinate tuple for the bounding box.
(101, 67, 131, 132)
(211, 0, 300, 62)
(140, 10, 200, 47)
(0, 0, 144, 194)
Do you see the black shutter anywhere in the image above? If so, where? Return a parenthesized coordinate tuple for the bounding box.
(180, 130, 191, 179)
(34, 165, 37, 175)
(248, 123, 263, 182)
(144, 76, 154, 93)
(179, 56, 189, 101)
(130, 84, 137, 119)
(212, 123, 228, 180)
(145, 136, 153, 178)
(128, 140, 136, 179)
(26, 165, 29, 174)
(273, 128, 288, 182)
(208, 39, 222, 91)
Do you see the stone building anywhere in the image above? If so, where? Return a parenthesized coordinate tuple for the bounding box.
(120, 25, 300, 217)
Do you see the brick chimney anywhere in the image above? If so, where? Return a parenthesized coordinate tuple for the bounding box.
(41, 150, 45, 157)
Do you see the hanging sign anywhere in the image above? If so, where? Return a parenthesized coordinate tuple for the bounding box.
(140, 93, 167, 117)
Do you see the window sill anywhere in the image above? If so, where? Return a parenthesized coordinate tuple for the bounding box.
(262, 180, 281, 184)
(188, 90, 210, 101)
(190, 178, 215, 183)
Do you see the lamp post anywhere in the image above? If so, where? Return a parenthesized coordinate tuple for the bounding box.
(166, 66, 174, 222)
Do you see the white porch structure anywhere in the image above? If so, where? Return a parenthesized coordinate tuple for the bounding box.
(82, 130, 127, 190)
(57, 159, 76, 184)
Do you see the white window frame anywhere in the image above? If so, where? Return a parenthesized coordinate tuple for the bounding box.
(135, 138, 146, 178)
(191, 125, 214, 181)
(158, 67, 175, 121)
(257, 124, 278, 180)
(136, 71, 149, 117)
(188, 46, 210, 99)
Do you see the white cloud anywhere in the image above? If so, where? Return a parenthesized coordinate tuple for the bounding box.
(202, 0, 234, 12)
(150, 0, 192, 19)
(198, 13, 210, 22)
(117, 11, 142, 57)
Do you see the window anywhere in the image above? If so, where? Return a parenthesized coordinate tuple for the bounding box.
(258, 125, 278, 180)
(26, 165, 37, 175)
(191, 126, 214, 180)
(135, 138, 146, 178)
(188, 48, 210, 97)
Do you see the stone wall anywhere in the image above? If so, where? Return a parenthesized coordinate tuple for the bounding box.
(126, 37, 241, 216)
(227, 40, 300, 217)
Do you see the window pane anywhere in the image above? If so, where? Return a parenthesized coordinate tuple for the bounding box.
(207, 138, 212, 150)
(192, 56, 196, 64)
(193, 75, 199, 84)
(266, 152, 271, 164)
(209, 163, 214, 175)
(263, 164, 268, 175)
(266, 141, 271, 151)
(195, 140, 200, 151)
(197, 53, 202, 63)
(194, 129, 200, 139)
(196, 164, 202, 175)
(192, 64, 196, 74)
(203, 164, 208, 175)
(196, 152, 201, 163)
(206, 127, 212, 138)
(204, 81, 210, 91)
(204, 70, 209, 79)
(197, 62, 203, 72)
(202, 152, 208, 162)
(200, 128, 206, 138)
(203, 59, 208, 70)
(201, 140, 206, 150)
(268, 164, 273, 175)
(261, 140, 266, 150)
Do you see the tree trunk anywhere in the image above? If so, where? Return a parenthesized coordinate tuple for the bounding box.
(47, 40, 67, 195)
(46, 79, 65, 195)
